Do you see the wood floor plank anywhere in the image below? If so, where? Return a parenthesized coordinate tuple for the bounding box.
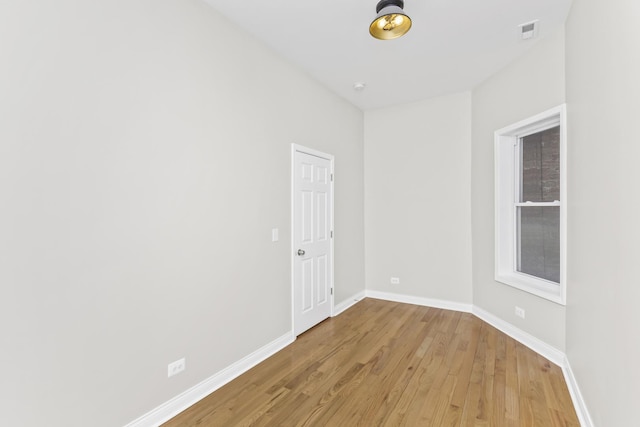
(162, 298, 579, 427)
(342, 309, 434, 425)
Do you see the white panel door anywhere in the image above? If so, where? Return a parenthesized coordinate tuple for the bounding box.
(293, 148, 333, 336)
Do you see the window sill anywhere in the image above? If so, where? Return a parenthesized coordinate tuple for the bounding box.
(495, 272, 565, 305)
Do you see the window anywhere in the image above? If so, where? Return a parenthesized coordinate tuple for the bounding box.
(495, 105, 566, 304)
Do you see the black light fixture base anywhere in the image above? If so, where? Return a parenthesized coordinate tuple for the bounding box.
(376, 0, 404, 13)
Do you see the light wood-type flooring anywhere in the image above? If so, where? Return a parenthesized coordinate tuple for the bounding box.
(163, 298, 579, 426)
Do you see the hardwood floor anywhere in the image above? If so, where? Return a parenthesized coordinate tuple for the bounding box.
(163, 298, 579, 426)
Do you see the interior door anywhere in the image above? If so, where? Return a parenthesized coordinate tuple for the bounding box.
(292, 147, 333, 336)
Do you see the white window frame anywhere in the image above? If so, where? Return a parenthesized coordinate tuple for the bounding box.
(494, 104, 567, 305)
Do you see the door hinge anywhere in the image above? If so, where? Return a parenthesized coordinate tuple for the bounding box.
(330, 230, 333, 238)
(331, 173, 334, 182)
(331, 288, 333, 295)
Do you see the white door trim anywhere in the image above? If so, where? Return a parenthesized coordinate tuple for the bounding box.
(291, 144, 335, 335)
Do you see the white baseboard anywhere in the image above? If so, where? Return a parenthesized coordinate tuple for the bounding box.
(365, 290, 473, 313)
(333, 291, 366, 316)
(562, 356, 594, 427)
(124, 332, 295, 427)
(472, 305, 565, 366)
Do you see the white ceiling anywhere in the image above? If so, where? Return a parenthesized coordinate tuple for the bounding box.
(203, 0, 572, 111)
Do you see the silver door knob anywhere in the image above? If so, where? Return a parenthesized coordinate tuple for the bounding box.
(297, 249, 305, 256)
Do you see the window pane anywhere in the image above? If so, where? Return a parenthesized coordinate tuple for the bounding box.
(520, 126, 560, 202)
(517, 206, 560, 283)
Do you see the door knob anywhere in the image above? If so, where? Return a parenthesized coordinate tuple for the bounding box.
(297, 249, 305, 256)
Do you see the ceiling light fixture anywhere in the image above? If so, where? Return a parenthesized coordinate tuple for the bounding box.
(369, 0, 412, 40)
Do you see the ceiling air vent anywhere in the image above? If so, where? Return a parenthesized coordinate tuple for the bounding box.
(519, 20, 539, 40)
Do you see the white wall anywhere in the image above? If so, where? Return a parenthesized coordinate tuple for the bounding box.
(565, 0, 640, 424)
(471, 29, 567, 350)
(0, 1, 364, 426)
(364, 93, 472, 303)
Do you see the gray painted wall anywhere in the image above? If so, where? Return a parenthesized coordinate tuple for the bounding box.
(565, 0, 640, 424)
(0, 1, 364, 426)
(364, 93, 473, 303)
(471, 29, 567, 351)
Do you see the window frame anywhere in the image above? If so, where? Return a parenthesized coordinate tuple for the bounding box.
(494, 105, 567, 305)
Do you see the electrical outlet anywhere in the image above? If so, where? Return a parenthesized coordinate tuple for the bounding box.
(390, 277, 400, 285)
(515, 306, 525, 319)
(272, 228, 279, 242)
(168, 358, 186, 378)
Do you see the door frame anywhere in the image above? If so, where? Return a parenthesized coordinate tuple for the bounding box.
(290, 143, 335, 335)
